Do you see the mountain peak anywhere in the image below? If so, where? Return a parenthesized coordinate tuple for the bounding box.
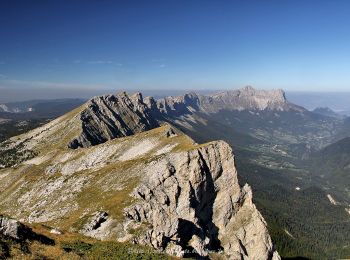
(237, 86, 286, 101)
(203, 86, 293, 112)
(68, 92, 159, 149)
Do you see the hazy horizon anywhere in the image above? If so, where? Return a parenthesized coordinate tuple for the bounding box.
(2, 86, 350, 102)
(3, 86, 350, 114)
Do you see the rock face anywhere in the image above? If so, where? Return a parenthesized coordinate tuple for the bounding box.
(81, 211, 109, 237)
(0, 215, 54, 246)
(68, 91, 201, 149)
(124, 141, 279, 259)
(69, 92, 159, 148)
(0, 215, 55, 256)
(200, 86, 293, 112)
(0, 215, 27, 240)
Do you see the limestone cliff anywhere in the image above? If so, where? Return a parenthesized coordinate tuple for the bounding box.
(125, 141, 279, 259)
(200, 86, 294, 112)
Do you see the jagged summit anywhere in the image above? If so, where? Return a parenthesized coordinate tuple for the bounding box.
(68, 91, 201, 148)
(68, 92, 159, 149)
(233, 85, 286, 105)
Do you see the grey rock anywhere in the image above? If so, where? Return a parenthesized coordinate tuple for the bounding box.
(165, 241, 185, 257)
(69, 92, 159, 148)
(124, 141, 280, 259)
(0, 215, 25, 240)
(81, 211, 109, 233)
(0, 215, 55, 247)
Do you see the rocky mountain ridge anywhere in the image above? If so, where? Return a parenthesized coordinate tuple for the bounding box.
(68, 92, 159, 148)
(67, 86, 305, 149)
(0, 89, 280, 259)
(154, 86, 305, 115)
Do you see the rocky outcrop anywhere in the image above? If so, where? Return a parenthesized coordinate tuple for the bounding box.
(69, 92, 159, 148)
(81, 211, 109, 236)
(124, 141, 280, 259)
(0, 215, 54, 245)
(0, 215, 27, 240)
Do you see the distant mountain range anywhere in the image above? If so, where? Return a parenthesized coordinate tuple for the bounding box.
(66, 86, 308, 149)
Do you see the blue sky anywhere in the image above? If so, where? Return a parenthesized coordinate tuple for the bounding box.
(1, 0, 350, 99)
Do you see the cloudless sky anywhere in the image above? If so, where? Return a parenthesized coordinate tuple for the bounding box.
(1, 0, 350, 98)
